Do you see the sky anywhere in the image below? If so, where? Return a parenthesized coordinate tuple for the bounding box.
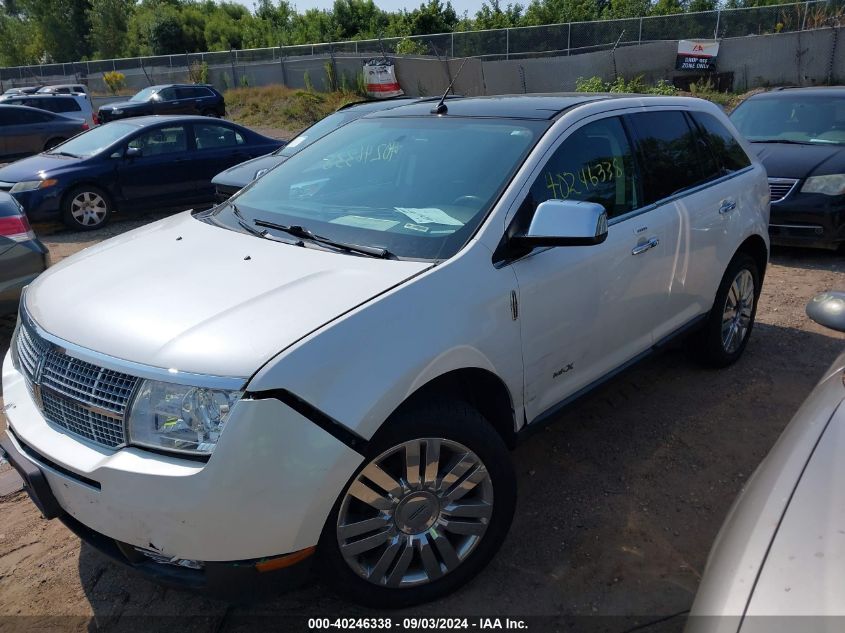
(234, 0, 488, 18)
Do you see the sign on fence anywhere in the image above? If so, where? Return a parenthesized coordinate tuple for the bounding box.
(676, 40, 720, 71)
(364, 58, 404, 98)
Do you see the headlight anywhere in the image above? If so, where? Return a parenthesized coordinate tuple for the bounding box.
(127, 380, 242, 456)
(10, 179, 57, 193)
(801, 174, 845, 195)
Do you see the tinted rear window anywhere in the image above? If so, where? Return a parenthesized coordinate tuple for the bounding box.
(691, 111, 751, 176)
(627, 111, 705, 204)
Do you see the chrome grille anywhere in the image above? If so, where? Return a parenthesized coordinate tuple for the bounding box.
(768, 178, 799, 203)
(14, 320, 138, 448)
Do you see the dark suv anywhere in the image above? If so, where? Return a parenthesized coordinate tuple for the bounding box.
(98, 84, 225, 123)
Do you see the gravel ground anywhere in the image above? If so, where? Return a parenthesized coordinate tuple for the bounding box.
(0, 214, 843, 632)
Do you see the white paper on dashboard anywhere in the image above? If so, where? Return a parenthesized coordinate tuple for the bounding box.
(394, 207, 463, 226)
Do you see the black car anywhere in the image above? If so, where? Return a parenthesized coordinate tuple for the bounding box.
(0, 116, 282, 230)
(0, 192, 48, 314)
(731, 87, 845, 249)
(211, 97, 424, 202)
(98, 84, 226, 123)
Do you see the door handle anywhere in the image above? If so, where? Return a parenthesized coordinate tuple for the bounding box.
(632, 237, 659, 256)
(719, 199, 737, 214)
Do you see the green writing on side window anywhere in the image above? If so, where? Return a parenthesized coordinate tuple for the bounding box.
(544, 157, 624, 200)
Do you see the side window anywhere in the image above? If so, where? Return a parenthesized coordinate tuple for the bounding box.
(53, 99, 81, 113)
(0, 109, 17, 125)
(627, 110, 707, 204)
(128, 125, 188, 156)
(526, 116, 639, 220)
(691, 111, 752, 175)
(194, 123, 245, 150)
(18, 109, 52, 123)
(157, 88, 176, 101)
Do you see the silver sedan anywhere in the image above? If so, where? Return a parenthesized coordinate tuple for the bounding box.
(688, 291, 845, 632)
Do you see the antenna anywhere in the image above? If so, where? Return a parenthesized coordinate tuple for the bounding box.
(431, 57, 468, 115)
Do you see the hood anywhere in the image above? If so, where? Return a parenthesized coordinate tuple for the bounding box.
(0, 153, 82, 182)
(745, 394, 845, 617)
(751, 142, 845, 179)
(25, 212, 431, 379)
(99, 100, 147, 111)
(212, 154, 289, 189)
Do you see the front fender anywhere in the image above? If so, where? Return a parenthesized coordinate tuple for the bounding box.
(247, 242, 524, 440)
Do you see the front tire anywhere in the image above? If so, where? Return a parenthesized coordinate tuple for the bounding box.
(61, 185, 112, 231)
(318, 400, 516, 608)
(690, 252, 760, 367)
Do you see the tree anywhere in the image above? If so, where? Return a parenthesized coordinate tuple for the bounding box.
(18, 0, 92, 62)
(475, 0, 523, 29)
(87, 0, 133, 59)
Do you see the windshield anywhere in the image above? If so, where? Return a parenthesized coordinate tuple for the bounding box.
(276, 110, 365, 157)
(731, 95, 845, 145)
(227, 116, 545, 260)
(130, 87, 158, 102)
(48, 122, 135, 157)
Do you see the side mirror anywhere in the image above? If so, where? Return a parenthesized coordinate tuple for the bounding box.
(806, 291, 845, 333)
(512, 199, 608, 248)
(125, 146, 142, 159)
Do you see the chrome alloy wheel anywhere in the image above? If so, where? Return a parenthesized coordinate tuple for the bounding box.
(71, 191, 108, 226)
(722, 268, 755, 354)
(337, 438, 494, 588)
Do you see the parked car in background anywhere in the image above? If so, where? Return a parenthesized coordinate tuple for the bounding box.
(0, 86, 43, 99)
(98, 85, 226, 123)
(0, 95, 769, 606)
(0, 105, 88, 160)
(0, 192, 48, 314)
(0, 116, 281, 230)
(688, 290, 845, 631)
(2, 94, 96, 128)
(213, 97, 420, 202)
(36, 84, 88, 96)
(731, 87, 845, 250)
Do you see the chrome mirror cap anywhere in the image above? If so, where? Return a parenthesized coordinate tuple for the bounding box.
(513, 200, 608, 248)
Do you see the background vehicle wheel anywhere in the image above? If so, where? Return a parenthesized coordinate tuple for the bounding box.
(43, 137, 65, 151)
(61, 185, 112, 231)
(318, 399, 516, 608)
(690, 252, 760, 367)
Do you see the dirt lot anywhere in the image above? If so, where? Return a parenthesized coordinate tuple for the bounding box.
(0, 214, 843, 632)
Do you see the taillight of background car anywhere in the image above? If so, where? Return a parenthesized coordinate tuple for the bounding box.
(0, 214, 36, 242)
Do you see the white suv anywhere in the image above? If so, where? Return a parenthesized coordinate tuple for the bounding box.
(1, 95, 769, 606)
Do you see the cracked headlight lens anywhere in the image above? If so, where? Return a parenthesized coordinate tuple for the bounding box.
(127, 380, 242, 456)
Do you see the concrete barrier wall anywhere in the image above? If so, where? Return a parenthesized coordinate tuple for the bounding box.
(13, 27, 845, 102)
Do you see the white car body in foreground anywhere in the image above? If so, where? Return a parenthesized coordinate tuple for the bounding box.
(688, 293, 845, 633)
(2, 95, 770, 605)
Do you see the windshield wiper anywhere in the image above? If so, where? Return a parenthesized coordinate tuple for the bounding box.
(229, 202, 269, 238)
(254, 218, 394, 259)
(749, 139, 813, 145)
(48, 150, 79, 158)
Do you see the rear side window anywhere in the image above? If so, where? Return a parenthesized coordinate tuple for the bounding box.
(627, 110, 706, 204)
(194, 123, 245, 149)
(51, 98, 81, 113)
(691, 111, 751, 176)
(526, 116, 639, 219)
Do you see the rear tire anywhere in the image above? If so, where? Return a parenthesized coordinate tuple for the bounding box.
(689, 252, 760, 367)
(318, 399, 516, 608)
(61, 185, 112, 231)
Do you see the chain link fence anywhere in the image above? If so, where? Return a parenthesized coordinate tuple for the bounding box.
(1, 0, 842, 84)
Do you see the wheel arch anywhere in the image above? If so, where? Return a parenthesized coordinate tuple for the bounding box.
(386, 367, 518, 449)
(735, 233, 768, 286)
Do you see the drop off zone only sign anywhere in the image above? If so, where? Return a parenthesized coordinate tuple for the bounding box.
(676, 40, 720, 71)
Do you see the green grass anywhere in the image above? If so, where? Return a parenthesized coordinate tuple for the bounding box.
(225, 85, 362, 133)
